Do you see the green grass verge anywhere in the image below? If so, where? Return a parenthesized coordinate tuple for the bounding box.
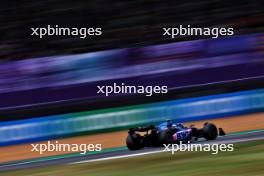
(1, 140, 264, 176)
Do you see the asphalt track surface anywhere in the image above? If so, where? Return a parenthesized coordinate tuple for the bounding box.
(0, 131, 264, 172)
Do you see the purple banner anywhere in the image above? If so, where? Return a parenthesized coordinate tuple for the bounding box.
(0, 33, 263, 109)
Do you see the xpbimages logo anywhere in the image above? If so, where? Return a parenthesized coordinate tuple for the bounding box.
(163, 141, 234, 155)
(97, 83, 168, 96)
(31, 141, 102, 154)
(30, 25, 102, 39)
(163, 25, 234, 39)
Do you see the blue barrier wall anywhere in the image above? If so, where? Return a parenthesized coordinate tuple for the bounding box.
(0, 89, 264, 146)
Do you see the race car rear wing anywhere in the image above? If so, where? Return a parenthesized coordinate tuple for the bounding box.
(128, 125, 155, 134)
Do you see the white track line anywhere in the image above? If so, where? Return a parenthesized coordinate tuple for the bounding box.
(72, 150, 166, 164)
(70, 136, 264, 165)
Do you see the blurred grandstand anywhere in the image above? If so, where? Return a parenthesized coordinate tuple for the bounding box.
(0, 0, 264, 60)
(0, 0, 263, 120)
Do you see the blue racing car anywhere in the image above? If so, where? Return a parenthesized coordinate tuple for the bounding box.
(126, 120, 225, 150)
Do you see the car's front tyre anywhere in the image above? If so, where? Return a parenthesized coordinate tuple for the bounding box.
(202, 123, 218, 140)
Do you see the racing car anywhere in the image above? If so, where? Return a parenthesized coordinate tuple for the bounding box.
(126, 120, 225, 150)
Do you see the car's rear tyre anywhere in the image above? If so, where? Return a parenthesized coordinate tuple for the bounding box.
(159, 130, 173, 145)
(126, 133, 143, 150)
(203, 123, 218, 140)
